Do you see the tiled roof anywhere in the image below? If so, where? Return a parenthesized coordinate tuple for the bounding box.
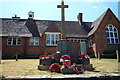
(1, 18, 32, 37)
(87, 9, 109, 37)
(1, 18, 91, 38)
(45, 23, 61, 32)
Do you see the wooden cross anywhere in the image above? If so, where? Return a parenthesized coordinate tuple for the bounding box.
(57, 0, 68, 39)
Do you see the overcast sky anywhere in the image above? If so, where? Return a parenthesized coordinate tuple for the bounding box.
(0, 0, 119, 22)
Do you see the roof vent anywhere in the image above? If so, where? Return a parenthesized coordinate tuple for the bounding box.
(28, 11, 34, 19)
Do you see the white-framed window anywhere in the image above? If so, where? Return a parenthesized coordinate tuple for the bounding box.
(106, 24, 119, 44)
(30, 37, 39, 46)
(45, 32, 60, 46)
(88, 37, 92, 47)
(7, 37, 21, 46)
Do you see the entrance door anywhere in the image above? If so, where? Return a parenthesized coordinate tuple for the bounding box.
(80, 40, 87, 54)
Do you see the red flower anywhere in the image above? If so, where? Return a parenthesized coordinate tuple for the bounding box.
(80, 54, 89, 58)
(73, 67, 83, 74)
(39, 55, 47, 58)
(63, 62, 71, 66)
(49, 63, 61, 73)
(61, 55, 71, 60)
(48, 54, 54, 57)
(39, 54, 54, 59)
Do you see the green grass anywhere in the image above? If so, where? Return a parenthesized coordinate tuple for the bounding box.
(1, 58, 119, 78)
(87, 58, 119, 74)
(1, 59, 63, 78)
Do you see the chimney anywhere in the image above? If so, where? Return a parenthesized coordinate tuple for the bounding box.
(28, 11, 34, 19)
(77, 13, 83, 25)
(12, 14, 20, 19)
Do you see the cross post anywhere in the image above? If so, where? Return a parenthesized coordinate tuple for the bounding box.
(57, 0, 68, 39)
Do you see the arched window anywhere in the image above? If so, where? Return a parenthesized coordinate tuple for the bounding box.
(106, 24, 119, 44)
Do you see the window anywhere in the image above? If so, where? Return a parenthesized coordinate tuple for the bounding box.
(7, 37, 21, 46)
(30, 37, 39, 46)
(67, 39, 86, 43)
(106, 24, 119, 44)
(46, 33, 59, 46)
(88, 37, 92, 47)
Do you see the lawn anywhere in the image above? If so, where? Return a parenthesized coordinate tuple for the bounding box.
(1, 58, 120, 78)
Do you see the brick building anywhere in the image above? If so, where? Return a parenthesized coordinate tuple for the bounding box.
(1, 8, 120, 57)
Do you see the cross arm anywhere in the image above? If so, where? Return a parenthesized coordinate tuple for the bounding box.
(57, 5, 68, 8)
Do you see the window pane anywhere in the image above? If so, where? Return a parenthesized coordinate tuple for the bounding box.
(111, 38, 114, 44)
(8, 38, 12, 41)
(51, 35, 54, 40)
(51, 40, 54, 45)
(114, 33, 118, 37)
(106, 28, 109, 31)
(56, 35, 59, 39)
(17, 38, 21, 45)
(107, 38, 110, 44)
(78, 40, 80, 42)
(114, 28, 117, 32)
(115, 39, 119, 44)
(34, 38, 39, 45)
(8, 42, 11, 45)
(35, 38, 38, 42)
(110, 32, 113, 37)
(46, 35, 50, 39)
(17, 41, 21, 45)
(109, 25, 113, 31)
(30, 42, 34, 45)
(75, 39, 77, 42)
(30, 38, 34, 42)
(106, 32, 109, 37)
(71, 39, 73, 42)
(35, 42, 39, 45)
(8, 38, 12, 45)
(13, 38, 16, 45)
(18, 38, 21, 41)
(46, 40, 50, 45)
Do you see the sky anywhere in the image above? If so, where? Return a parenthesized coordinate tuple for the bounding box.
(0, 0, 119, 22)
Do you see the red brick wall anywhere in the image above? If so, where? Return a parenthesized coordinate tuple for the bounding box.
(2, 36, 88, 57)
(92, 10, 120, 54)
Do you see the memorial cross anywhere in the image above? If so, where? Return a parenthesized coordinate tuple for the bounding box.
(57, 0, 68, 39)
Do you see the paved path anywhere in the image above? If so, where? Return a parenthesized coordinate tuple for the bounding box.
(6, 73, 120, 79)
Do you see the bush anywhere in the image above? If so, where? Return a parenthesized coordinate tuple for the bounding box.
(2, 55, 38, 59)
(101, 49, 120, 59)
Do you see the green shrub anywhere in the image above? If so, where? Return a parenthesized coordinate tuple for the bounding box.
(101, 49, 120, 59)
(2, 55, 38, 59)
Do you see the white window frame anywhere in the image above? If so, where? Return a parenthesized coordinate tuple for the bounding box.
(30, 37, 39, 46)
(45, 32, 60, 46)
(7, 37, 21, 46)
(106, 24, 119, 44)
